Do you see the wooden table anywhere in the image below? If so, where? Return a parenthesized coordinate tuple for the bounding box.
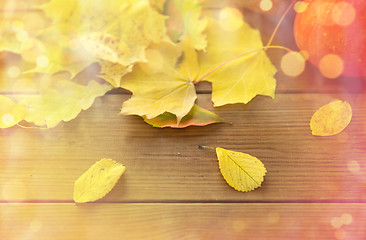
(1, 5, 366, 240)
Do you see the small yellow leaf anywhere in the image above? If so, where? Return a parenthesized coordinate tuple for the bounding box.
(310, 100, 352, 136)
(216, 147, 266, 192)
(74, 158, 126, 203)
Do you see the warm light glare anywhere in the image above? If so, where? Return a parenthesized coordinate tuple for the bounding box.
(23, 12, 45, 31)
(334, 229, 347, 240)
(294, 1, 308, 13)
(36, 55, 49, 68)
(280, 52, 306, 77)
(347, 160, 360, 173)
(331, 2, 356, 26)
(2, 113, 15, 126)
(219, 7, 243, 32)
(12, 20, 23, 31)
(299, 50, 309, 60)
(341, 213, 353, 225)
(7, 66, 21, 78)
(331, 217, 343, 228)
(16, 30, 29, 42)
(260, 0, 273, 12)
(319, 54, 344, 79)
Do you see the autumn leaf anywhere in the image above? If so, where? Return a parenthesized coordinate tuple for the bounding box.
(216, 147, 267, 192)
(310, 100, 352, 136)
(164, 0, 207, 50)
(143, 104, 227, 128)
(42, 0, 167, 67)
(0, 95, 25, 128)
(198, 17, 276, 106)
(74, 158, 126, 203)
(99, 61, 133, 88)
(18, 79, 111, 128)
(120, 39, 198, 122)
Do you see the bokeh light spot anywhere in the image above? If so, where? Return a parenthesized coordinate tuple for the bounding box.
(294, 1, 308, 13)
(36, 55, 49, 68)
(7, 66, 21, 78)
(280, 52, 306, 77)
(347, 161, 360, 173)
(331, 2, 356, 26)
(260, 0, 273, 12)
(12, 20, 24, 31)
(16, 30, 29, 42)
(341, 213, 353, 225)
(331, 217, 343, 228)
(319, 54, 344, 79)
(2, 113, 15, 126)
(219, 7, 243, 32)
(1, 180, 28, 201)
(232, 220, 245, 232)
(334, 229, 346, 240)
(300, 50, 309, 60)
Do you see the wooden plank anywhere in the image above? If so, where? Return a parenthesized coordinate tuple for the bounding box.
(0, 94, 365, 202)
(1, 203, 365, 240)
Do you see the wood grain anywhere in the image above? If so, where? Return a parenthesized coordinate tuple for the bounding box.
(1, 203, 365, 240)
(0, 94, 365, 202)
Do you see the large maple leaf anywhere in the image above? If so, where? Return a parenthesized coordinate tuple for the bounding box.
(198, 18, 276, 106)
(120, 39, 198, 122)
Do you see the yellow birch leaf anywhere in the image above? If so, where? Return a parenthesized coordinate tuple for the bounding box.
(216, 147, 267, 192)
(0, 95, 25, 128)
(120, 39, 198, 122)
(198, 17, 276, 106)
(310, 100, 352, 136)
(74, 158, 126, 203)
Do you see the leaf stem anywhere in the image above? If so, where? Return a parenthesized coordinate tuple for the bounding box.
(265, 0, 297, 47)
(193, 45, 293, 84)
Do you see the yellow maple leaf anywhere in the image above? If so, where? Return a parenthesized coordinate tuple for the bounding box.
(310, 100, 352, 136)
(198, 17, 276, 106)
(120, 39, 198, 122)
(164, 0, 207, 50)
(99, 61, 134, 88)
(0, 95, 25, 128)
(216, 147, 267, 192)
(74, 158, 126, 203)
(42, 0, 167, 68)
(18, 79, 111, 128)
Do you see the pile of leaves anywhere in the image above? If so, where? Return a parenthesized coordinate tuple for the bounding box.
(0, 0, 354, 198)
(0, 0, 276, 128)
